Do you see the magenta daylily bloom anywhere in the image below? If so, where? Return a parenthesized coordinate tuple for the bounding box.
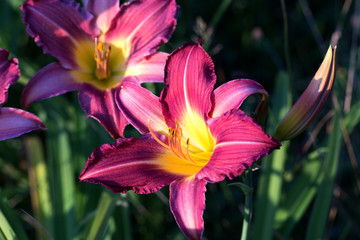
(79, 42, 280, 239)
(0, 49, 45, 140)
(21, 0, 178, 138)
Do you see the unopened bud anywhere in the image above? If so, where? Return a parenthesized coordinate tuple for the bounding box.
(274, 46, 336, 141)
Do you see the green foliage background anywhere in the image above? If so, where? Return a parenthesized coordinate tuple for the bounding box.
(1, 0, 359, 239)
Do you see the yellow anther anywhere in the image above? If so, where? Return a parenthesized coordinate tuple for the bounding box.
(97, 42, 104, 52)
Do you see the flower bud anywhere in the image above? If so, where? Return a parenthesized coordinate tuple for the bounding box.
(274, 46, 336, 141)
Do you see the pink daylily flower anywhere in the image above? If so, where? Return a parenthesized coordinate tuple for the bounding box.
(0, 49, 45, 140)
(21, 0, 178, 138)
(79, 42, 280, 240)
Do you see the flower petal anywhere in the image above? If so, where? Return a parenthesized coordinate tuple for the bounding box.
(85, 0, 119, 34)
(78, 84, 129, 139)
(125, 52, 168, 83)
(105, 0, 178, 62)
(79, 134, 183, 194)
(210, 79, 268, 118)
(170, 176, 207, 240)
(0, 49, 20, 105)
(197, 109, 281, 182)
(21, 63, 80, 108)
(116, 81, 167, 134)
(161, 42, 216, 149)
(0, 107, 45, 141)
(21, 0, 99, 69)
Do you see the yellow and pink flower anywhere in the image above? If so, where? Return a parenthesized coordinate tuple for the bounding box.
(79, 42, 280, 240)
(21, 0, 178, 138)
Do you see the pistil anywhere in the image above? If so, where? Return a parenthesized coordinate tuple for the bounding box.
(94, 38, 111, 79)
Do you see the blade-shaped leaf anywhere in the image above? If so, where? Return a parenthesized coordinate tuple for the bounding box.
(0, 189, 28, 240)
(86, 191, 119, 240)
(305, 107, 341, 240)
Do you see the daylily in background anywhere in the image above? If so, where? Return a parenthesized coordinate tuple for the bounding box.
(21, 0, 178, 138)
(274, 46, 336, 141)
(0, 49, 45, 140)
(79, 42, 280, 240)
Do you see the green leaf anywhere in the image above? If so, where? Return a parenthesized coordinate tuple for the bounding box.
(305, 107, 342, 240)
(228, 182, 253, 196)
(274, 148, 327, 237)
(41, 99, 76, 240)
(86, 191, 119, 240)
(0, 189, 28, 240)
(24, 136, 54, 239)
(344, 99, 360, 133)
(252, 71, 292, 240)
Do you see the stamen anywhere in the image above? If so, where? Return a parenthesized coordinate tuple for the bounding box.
(148, 120, 170, 150)
(94, 38, 111, 79)
(175, 129, 187, 160)
(168, 128, 183, 159)
(185, 138, 196, 163)
(148, 120, 202, 165)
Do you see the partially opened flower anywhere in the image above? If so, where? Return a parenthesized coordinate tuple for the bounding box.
(274, 46, 336, 141)
(0, 49, 45, 140)
(79, 42, 280, 240)
(21, 0, 178, 138)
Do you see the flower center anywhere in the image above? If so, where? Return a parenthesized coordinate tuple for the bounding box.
(72, 38, 129, 90)
(167, 120, 195, 163)
(94, 38, 111, 80)
(148, 120, 213, 166)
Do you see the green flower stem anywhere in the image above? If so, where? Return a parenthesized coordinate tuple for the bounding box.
(240, 171, 253, 240)
(120, 193, 132, 240)
(280, 0, 292, 76)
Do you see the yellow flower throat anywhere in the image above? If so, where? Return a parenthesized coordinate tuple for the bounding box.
(73, 38, 129, 90)
(148, 118, 214, 172)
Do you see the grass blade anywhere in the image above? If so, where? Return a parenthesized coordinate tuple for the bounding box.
(274, 148, 327, 237)
(0, 189, 28, 240)
(86, 191, 118, 240)
(305, 106, 342, 240)
(43, 99, 76, 240)
(24, 135, 53, 239)
(344, 99, 360, 133)
(252, 71, 291, 240)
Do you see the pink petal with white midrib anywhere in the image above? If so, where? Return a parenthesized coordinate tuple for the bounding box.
(85, 0, 119, 34)
(211, 79, 268, 118)
(125, 52, 168, 83)
(198, 110, 281, 182)
(105, 0, 178, 63)
(170, 176, 207, 240)
(79, 135, 182, 194)
(116, 82, 167, 134)
(21, 0, 98, 69)
(161, 43, 216, 131)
